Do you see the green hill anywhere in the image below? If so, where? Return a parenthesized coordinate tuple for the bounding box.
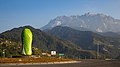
(0, 26, 96, 59)
(45, 26, 120, 59)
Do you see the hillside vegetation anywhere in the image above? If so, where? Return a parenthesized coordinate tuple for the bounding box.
(0, 26, 96, 59)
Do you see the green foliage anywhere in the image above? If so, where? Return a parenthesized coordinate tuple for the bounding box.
(32, 47, 42, 56)
(0, 38, 22, 57)
(0, 38, 42, 58)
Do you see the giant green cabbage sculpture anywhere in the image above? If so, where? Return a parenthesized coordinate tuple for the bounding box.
(21, 28, 32, 55)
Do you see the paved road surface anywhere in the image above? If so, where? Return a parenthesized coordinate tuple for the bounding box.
(0, 60, 120, 67)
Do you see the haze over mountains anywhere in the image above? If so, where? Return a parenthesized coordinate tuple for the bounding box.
(41, 13, 120, 32)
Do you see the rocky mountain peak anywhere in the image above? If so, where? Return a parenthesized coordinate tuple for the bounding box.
(41, 13, 120, 32)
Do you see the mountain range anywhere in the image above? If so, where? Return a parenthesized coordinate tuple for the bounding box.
(41, 13, 120, 32)
(0, 13, 120, 59)
(45, 26, 120, 58)
(0, 26, 96, 58)
(0, 25, 120, 59)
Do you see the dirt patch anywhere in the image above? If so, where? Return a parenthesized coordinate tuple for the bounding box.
(0, 57, 72, 63)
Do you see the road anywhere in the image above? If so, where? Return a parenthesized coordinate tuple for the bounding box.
(0, 60, 120, 67)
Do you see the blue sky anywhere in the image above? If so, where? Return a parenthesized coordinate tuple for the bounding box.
(0, 0, 120, 32)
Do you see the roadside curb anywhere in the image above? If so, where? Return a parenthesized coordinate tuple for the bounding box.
(0, 61, 81, 66)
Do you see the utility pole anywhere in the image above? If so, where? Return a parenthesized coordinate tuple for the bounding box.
(97, 43, 99, 59)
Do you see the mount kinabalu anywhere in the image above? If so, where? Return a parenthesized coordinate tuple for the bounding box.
(41, 13, 120, 32)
